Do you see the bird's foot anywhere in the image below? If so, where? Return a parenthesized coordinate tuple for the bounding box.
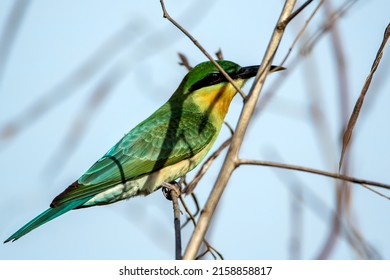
(161, 181, 182, 201)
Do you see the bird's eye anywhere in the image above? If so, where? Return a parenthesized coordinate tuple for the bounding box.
(207, 73, 222, 83)
(188, 72, 224, 92)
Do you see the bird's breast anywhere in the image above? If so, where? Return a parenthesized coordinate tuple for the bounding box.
(191, 79, 245, 126)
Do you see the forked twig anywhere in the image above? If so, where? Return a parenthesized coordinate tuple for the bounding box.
(279, 0, 314, 28)
(178, 52, 192, 71)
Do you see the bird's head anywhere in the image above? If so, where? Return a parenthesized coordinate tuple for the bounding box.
(169, 60, 284, 122)
(171, 60, 283, 98)
(175, 60, 255, 96)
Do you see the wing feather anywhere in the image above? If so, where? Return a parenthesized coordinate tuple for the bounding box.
(52, 105, 216, 206)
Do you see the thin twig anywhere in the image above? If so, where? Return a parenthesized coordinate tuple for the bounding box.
(266, 150, 380, 259)
(280, 0, 314, 28)
(215, 49, 224, 60)
(162, 181, 182, 260)
(178, 52, 192, 70)
(179, 195, 197, 228)
(223, 121, 235, 135)
(319, 0, 353, 260)
(201, 240, 224, 260)
(179, 195, 223, 259)
(279, 0, 324, 67)
(181, 193, 200, 228)
(237, 159, 390, 191)
(345, 220, 381, 259)
(195, 248, 210, 260)
(360, 184, 390, 200)
(171, 189, 182, 260)
(302, 0, 357, 55)
(339, 23, 390, 169)
(159, 0, 247, 100)
(183, 0, 297, 260)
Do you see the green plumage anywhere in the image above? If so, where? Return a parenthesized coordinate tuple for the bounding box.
(5, 60, 278, 243)
(4, 197, 92, 243)
(52, 106, 216, 206)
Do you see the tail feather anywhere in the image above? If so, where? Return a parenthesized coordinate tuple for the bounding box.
(4, 197, 91, 243)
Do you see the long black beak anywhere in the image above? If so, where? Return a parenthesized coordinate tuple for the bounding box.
(236, 65, 285, 79)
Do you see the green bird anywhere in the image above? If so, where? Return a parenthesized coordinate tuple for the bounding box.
(4, 60, 283, 243)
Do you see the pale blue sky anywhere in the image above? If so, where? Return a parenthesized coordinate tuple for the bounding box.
(1, 0, 389, 259)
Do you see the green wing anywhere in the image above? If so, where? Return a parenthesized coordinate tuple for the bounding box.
(52, 105, 216, 206)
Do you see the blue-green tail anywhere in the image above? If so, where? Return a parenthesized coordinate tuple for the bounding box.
(4, 197, 91, 243)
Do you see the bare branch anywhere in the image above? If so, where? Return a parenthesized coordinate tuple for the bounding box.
(339, 23, 390, 169)
(183, 0, 298, 260)
(162, 181, 182, 260)
(237, 159, 390, 191)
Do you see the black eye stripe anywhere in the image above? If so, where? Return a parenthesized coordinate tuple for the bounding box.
(189, 72, 227, 92)
(186, 64, 279, 94)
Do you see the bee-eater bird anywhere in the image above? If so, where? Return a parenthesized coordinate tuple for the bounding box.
(4, 60, 283, 243)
